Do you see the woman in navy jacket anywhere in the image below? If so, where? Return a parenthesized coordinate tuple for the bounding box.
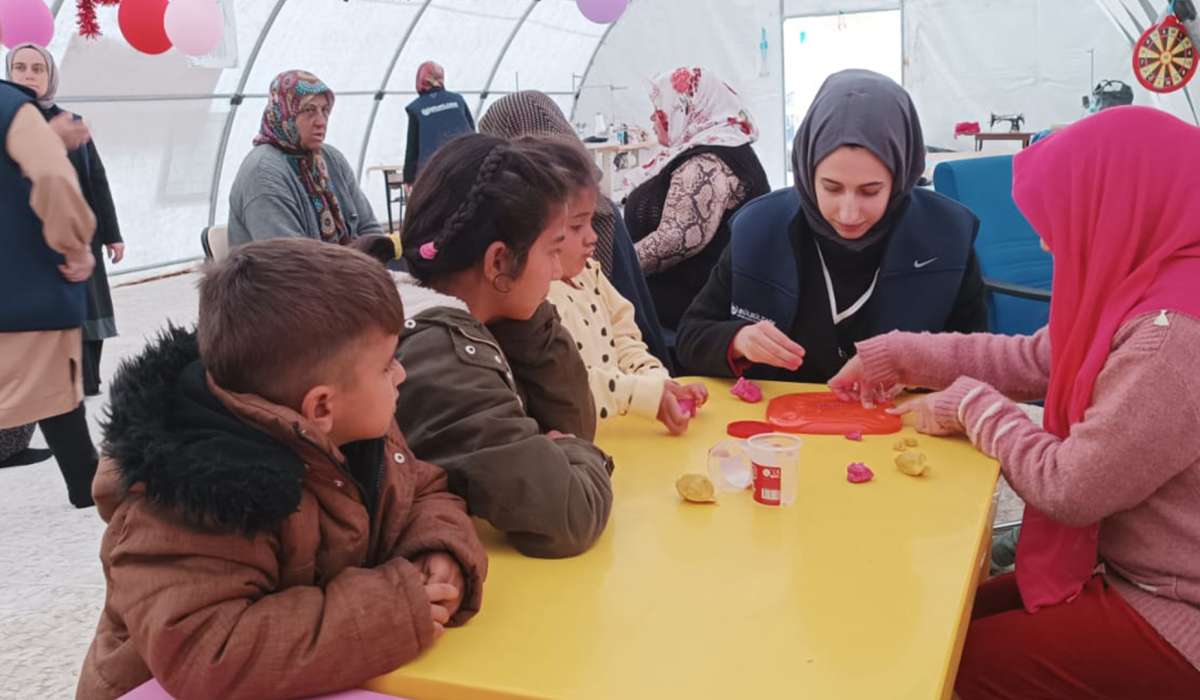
(402, 62, 475, 187)
(675, 70, 987, 383)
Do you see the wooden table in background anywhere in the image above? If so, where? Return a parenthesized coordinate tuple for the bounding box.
(366, 164, 405, 233)
(584, 140, 654, 198)
(974, 132, 1034, 151)
(367, 380, 1000, 700)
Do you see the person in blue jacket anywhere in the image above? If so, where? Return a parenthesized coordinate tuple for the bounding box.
(675, 70, 987, 384)
(402, 61, 475, 188)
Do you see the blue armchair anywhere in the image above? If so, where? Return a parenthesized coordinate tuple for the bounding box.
(934, 155, 1052, 336)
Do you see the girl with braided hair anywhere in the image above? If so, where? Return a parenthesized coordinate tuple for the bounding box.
(478, 90, 672, 369)
(367, 133, 614, 559)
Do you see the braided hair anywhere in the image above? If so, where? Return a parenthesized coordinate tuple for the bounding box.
(401, 134, 570, 284)
(478, 91, 618, 276)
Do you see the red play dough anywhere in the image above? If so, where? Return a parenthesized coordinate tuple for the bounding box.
(725, 420, 774, 438)
(766, 391, 902, 435)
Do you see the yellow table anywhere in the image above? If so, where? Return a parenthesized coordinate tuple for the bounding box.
(367, 380, 999, 700)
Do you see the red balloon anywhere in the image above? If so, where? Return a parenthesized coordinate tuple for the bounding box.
(119, 0, 172, 55)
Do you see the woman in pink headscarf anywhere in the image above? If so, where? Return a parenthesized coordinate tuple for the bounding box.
(830, 106, 1200, 697)
(402, 61, 475, 189)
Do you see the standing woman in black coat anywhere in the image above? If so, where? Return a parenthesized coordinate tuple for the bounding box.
(8, 43, 124, 396)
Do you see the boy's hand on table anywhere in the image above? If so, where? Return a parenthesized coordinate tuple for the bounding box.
(424, 582, 455, 639)
(415, 551, 466, 635)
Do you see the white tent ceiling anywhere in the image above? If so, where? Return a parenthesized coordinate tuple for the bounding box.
(8, 0, 1197, 274)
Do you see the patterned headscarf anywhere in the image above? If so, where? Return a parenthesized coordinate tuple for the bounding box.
(479, 90, 616, 276)
(5, 43, 58, 110)
(626, 66, 758, 189)
(416, 61, 445, 94)
(253, 70, 348, 244)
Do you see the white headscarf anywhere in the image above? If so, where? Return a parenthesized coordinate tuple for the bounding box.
(625, 66, 758, 189)
(5, 43, 58, 110)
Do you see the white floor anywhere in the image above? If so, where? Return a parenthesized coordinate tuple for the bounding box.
(0, 269, 1024, 698)
(0, 272, 200, 699)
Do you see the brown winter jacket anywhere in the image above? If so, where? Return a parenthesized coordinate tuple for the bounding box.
(76, 327, 487, 700)
(392, 275, 614, 559)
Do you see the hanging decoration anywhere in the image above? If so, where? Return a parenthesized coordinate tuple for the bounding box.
(1133, 6, 1197, 92)
(163, 0, 222, 56)
(76, 0, 119, 39)
(118, 0, 170, 54)
(576, 0, 627, 25)
(0, 0, 55, 48)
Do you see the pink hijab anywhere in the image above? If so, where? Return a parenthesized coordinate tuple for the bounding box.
(416, 61, 444, 94)
(1011, 106, 1200, 612)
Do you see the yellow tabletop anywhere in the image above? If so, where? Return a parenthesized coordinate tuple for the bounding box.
(367, 380, 999, 700)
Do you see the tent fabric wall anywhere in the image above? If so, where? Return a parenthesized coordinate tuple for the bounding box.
(783, 0, 898, 15)
(574, 0, 789, 188)
(903, 0, 1199, 151)
(9, 0, 1200, 274)
(25, 0, 607, 274)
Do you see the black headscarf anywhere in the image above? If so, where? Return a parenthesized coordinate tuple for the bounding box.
(792, 69, 925, 253)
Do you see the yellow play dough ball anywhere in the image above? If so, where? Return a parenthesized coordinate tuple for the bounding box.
(676, 474, 717, 503)
(895, 451, 928, 477)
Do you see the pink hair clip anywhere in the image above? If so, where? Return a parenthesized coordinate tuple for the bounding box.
(419, 241, 438, 260)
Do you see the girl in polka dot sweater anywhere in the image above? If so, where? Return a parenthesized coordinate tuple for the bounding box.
(541, 138, 708, 434)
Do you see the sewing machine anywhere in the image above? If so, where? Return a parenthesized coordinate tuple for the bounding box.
(989, 113, 1026, 132)
(1082, 80, 1134, 112)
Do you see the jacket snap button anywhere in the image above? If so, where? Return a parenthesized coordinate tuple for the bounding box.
(404, 319, 416, 329)
(464, 345, 476, 355)
(393, 452, 406, 464)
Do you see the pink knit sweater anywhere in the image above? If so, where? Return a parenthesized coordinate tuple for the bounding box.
(856, 311, 1200, 669)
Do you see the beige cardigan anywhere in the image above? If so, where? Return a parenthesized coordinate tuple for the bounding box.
(0, 103, 96, 427)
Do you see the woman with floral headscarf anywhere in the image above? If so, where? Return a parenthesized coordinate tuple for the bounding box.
(623, 67, 770, 330)
(228, 70, 381, 248)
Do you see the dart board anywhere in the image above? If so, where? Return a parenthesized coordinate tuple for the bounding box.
(1134, 14, 1197, 93)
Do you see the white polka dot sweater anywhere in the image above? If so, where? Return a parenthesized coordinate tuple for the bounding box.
(548, 260, 669, 420)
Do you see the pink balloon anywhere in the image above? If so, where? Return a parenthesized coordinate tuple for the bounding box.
(0, 0, 54, 49)
(576, 0, 628, 24)
(163, 0, 223, 56)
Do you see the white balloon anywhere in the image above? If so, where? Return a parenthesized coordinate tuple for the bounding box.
(164, 0, 224, 57)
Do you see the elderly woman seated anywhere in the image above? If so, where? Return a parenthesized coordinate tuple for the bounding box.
(228, 70, 381, 247)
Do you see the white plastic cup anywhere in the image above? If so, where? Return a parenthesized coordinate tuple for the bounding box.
(707, 432, 802, 506)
